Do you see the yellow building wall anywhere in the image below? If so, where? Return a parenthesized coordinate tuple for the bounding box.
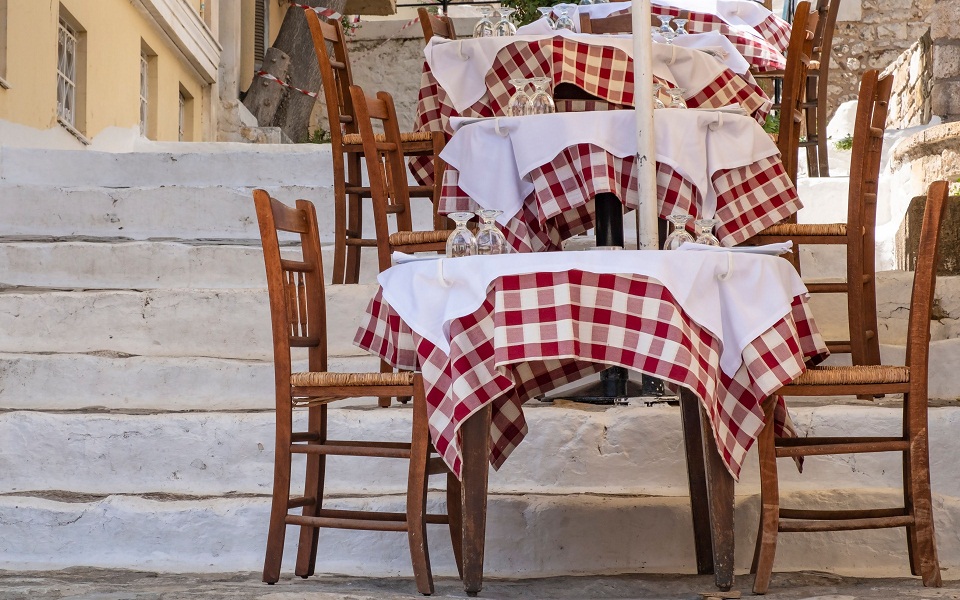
(239, 0, 289, 93)
(0, 0, 208, 141)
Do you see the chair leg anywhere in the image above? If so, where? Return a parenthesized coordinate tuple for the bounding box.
(752, 396, 781, 595)
(345, 152, 364, 285)
(408, 377, 435, 596)
(904, 417, 942, 586)
(446, 470, 465, 581)
(804, 74, 820, 178)
(263, 428, 293, 583)
(295, 405, 328, 578)
(816, 72, 830, 177)
(332, 166, 348, 286)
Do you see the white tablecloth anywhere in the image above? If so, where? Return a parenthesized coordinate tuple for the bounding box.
(379, 249, 808, 377)
(424, 30, 729, 112)
(574, 0, 774, 34)
(440, 109, 779, 225)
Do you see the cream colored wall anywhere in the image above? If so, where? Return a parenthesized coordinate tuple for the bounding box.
(0, 0, 208, 141)
(239, 0, 289, 93)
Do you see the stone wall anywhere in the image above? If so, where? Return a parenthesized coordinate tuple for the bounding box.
(883, 31, 933, 128)
(930, 0, 960, 120)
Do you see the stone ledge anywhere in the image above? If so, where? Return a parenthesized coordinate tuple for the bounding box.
(889, 121, 960, 171)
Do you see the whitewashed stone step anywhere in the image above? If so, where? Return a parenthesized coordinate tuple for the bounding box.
(0, 285, 378, 360)
(0, 241, 382, 289)
(2, 490, 957, 576)
(5, 406, 960, 498)
(0, 353, 381, 411)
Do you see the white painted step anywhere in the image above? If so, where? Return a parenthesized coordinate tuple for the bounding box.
(2, 490, 957, 577)
(0, 240, 383, 289)
(0, 285, 378, 360)
(5, 406, 960, 498)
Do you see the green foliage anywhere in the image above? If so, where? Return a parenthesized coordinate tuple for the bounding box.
(306, 127, 332, 144)
(762, 111, 780, 135)
(341, 14, 362, 36)
(834, 134, 853, 151)
(950, 178, 960, 197)
(499, 0, 555, 26)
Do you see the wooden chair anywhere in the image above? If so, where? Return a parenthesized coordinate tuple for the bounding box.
(578, 10, 688, 33)
(755, 0, 840, 177)
(253, 189, 462, 595)
(748, 69, 891, 369)
(305, 9, 446, 284)
(418, 7, 457, 42)
(751, 180, 949, 594)
(348, 84, 454, 274)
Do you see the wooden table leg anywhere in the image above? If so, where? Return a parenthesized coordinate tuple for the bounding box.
(460, 404, 492, 597)
(680, 389, 714, 575)
(699, 402, 736, 592)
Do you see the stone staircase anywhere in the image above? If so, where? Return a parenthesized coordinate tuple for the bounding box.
(2, 143, 960, 579)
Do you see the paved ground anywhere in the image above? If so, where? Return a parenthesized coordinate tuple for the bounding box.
(1, 569, 958, 600)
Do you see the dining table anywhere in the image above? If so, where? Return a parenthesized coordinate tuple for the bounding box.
(355, 249, 829, 594)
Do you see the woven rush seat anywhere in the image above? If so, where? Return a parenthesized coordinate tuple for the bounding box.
(291, 370, 415, 387)
(761, 222, 846, 237)
(341, 131, 436, 146)
(388, 229, 453, 246)
(787, 364, 910, 387)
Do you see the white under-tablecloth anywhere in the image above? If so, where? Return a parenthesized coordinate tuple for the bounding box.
(440, 109, 779, 225)
(424, 30, 729, 113)
(378, 249, 808, 377)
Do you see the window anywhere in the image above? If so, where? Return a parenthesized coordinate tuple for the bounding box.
(140, 51, 149, 136)
(0, 0, 9, 88)
(178, 92, 185, 141)
(57, 17, 78, 127)
(254, 0, 269, 71)
(178, 84, 194, 141)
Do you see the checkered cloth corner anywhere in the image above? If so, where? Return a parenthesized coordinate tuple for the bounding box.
(355, 271, 828, 479)
(439, 144, 800, 253)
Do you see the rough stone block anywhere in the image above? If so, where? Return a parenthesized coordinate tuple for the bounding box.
(896, 194, 960, 273)
(932, 81, 960, 118)
(933, 42, 960, 80)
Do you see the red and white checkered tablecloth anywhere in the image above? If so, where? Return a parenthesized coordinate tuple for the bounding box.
(411, 36, 771, 186)
(439, 143, 801, 252)
(355, 270, 828, 479)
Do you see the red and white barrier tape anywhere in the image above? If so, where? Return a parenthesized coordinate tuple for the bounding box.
(254, 71, 319, 99)
(288, 1, 343, 21)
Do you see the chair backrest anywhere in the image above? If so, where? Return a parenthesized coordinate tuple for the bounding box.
(905, 181, 949, 383)
(810, 0, 840, 73)
(347, 85, 415, 272)
(305, 9, 358, 146)
(418, 7, 457, 42)
(845, 69, 892, 275)
(253, 190, 328, 384)
(579, 11, 688, 33)
(777, 1, 816, 183)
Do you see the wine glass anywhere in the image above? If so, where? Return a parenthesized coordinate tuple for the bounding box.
(537, 6, 556, 29)
(475, 209, 509, 255)
(667, 87, 687, 109)
(652, 83, 666, 109)
(529, 77, 556, 114)
(507, 79, 532, 116)
(694, 219, 721, 246)
(579, 0, 594, 5)
(494, 7, 518, 36)
(661, 28, 677, 44)
(554, 4, 577, 31)
(673, 18, 689, 35)
(473, 5, 495, 37)
(657, 15, 674, 35)
(446, 212, 478, 257)
(663, 214, 695, 249)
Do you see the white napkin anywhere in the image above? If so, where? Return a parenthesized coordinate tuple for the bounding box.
(669, 31, 750, 74)
(440, 109, 780, 226)
(676, 241, 793, 255)
(515, 17, 558, 35)
(377, 250, 808, 377)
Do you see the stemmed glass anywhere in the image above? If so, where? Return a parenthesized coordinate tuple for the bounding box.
(673, 18, 689, 35)
(663, 214, 695, 249)
(694, 219, 721, 246)
(537, 6, 556, 29)
(554, 4, 577, 31)
(652, 83, 666, 109)
(657, 15, 674, 35)
(508, 79, 532, 116)
(446, 212, 478, 257)
(661, 28, 677, 44)
(667, 87, 687, 109)
(475, 209, 509, 255)
(528, 77, 556, 114)
(494, 7, 518, 36)
(473, 6, 495, 37)
(579, 0, 594, 5)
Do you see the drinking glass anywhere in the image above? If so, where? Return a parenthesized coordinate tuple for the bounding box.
(694, 218, 721, 246)
(661, 28, 677, 44)
(663, 214, 695, 249)
(494, 7, 518, 36)
(657, 14, 674, 35)
(446, 212, 478, 257)
(529, 77, 556, 114)
(672, 18, 689, 35)
(507, 79, 532, 116)
(579, 0, 594, 5)
(554, 4, 577, 31)
(475, 209, 509, 255)
(667, 87, 687, 109)
(473, 6, 495, 37)
(537, 6, 556, 29)
(652, 83, 666, 109)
